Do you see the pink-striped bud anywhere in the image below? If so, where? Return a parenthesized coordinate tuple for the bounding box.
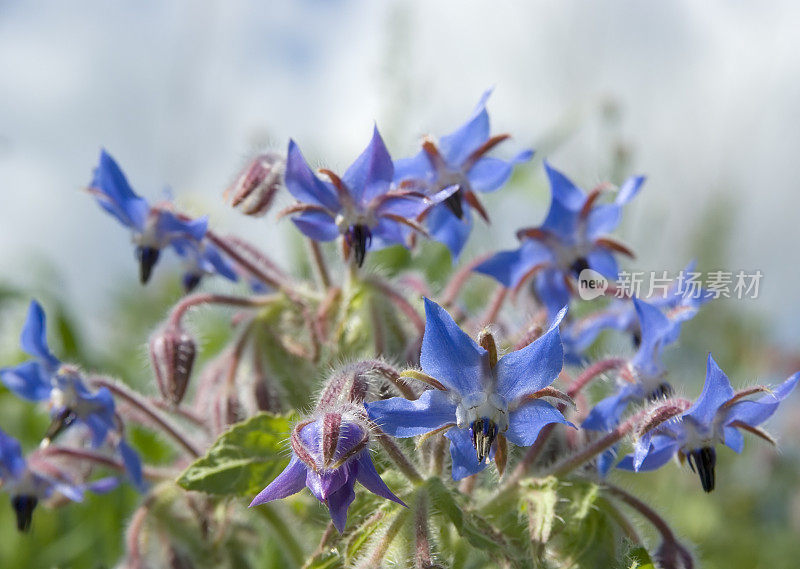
(224, 152, 285, 217)
(150, 325, 196, 405)
(290, 412, 370, 472)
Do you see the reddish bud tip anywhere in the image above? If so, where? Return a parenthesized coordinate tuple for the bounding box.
(224, 152, 285, 217)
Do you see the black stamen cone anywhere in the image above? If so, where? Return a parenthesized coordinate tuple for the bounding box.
(347, 224, 372, 268)
(137, 246, 160, 284)
(470, 418, 498, 463)
(632, 330, 642, 349)
(570, 257, 590, 278)
(44, 407, 77, 444)
(647, 382, 674, 401)
(182, 273, 202, 293)
(687, 447, 716, 492)
(12, 495, 38, 532)
(443, 187, 464, 219)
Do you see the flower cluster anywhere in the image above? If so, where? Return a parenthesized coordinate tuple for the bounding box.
(2, 89, 797, 569)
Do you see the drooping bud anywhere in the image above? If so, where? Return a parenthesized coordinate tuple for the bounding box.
(11, 495, 38, 532)
(224, 152, 285, 217)
(150, 325, 197, 405)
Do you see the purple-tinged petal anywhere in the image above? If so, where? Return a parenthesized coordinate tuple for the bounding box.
(684, 354, 735, 427)
(307, 467, 349, 502)
(90, 150, 149, 231)
(374, 194, 427, 218)
(473, 240, 554, 288)
(1, 361, 53, 402)
(291, 210, 340, 242)
(53, 481, 85, 503)
(616, 175, 646, 205)
(366, 390, 457, 438)
(444, 428, 486, 481)
(354, 452, 406, 506)
(370, 216, 408, 250)
(426, 204, 473, 260)
(84, 476, 120, 495)
(586, 204, 621, 239)
(420, 298, 487, 395)
(249, 455, 308, 506)
(119, 440, 145, 491)
(157, 212, 208, 242)
(20, 301, 60, 371)
(586, 247, 619, 279)
(326, 478, 357, 533)
(467, 148, 533, 193)
(505, 399, 572, 447)
(496, 307, 566, 402)
(342, 126, 394, 205)
(439, 90, 492, 167)
(285, 140, 341, 212)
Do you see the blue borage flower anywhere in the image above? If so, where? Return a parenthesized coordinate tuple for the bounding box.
(0, 301, 144, 489)
(393, 90, 533, 260)
(618, 354, 800, 491)
(474, 162, 644, 320)
(88, 149, 238, 291)
(366, 298, 573, 481)
(0, 428, 117, 532)
(249, 410, 404, 533)
(280, 127, 431, 268)
(562, 261, 713, 360)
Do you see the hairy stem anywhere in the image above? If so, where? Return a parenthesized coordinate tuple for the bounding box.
(567, 358, 627, 398)
(306, 238, 332, 290)
(376, 430, 423, 484)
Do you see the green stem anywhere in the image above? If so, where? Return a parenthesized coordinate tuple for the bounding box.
(257, 504, 306, 566)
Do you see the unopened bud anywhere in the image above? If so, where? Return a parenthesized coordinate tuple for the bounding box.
(291, 413, 370, 472)
(316, 362, 374, 410)
(150, 325, 196, 405)
(224, 152, 285, 217)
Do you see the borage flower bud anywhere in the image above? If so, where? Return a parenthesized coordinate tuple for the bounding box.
(250, 410, 404, 533)
(224, 152, 285, 217)
(150, 325, 197, 405)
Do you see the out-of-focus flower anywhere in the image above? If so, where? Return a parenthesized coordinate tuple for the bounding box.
(0, 301, 143, 488)
(367, 299, 572, 480)
(474, 162, 644, 319)
(393, 90, 533, 259)
(88, 150, 237, 290)
(0, 428, 117, 532)
(249, 411, 404, 533)
(281, 127, 430, 267)
(619, 354, 800, 491)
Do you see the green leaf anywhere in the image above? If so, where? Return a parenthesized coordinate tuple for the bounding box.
(626, 546, 656, 569)
(177, 412, 297, 497)
(303, 550, 344, 569)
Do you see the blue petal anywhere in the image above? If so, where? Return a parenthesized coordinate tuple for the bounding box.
(724, 371, 800, 428)
(370, 216, 409, 249)
(582, 384, 643, 432)
(473, 240, 554, 288)
(326, 478, 357, 533)
(342, 126, 394, 205)
(0, 429, 27, 478)
(540, 161, 585, 239)
(467, 148, 533, 193)
(426, 204, 473, 260)
(444, 428, 486, 481)
(366, 390, 457, 437)
(199, 243, 239, 282)
(505, 400, 572, 447)
(90, 150, 149, 231)
(420, 298, 487, 395)
(307, 466, 349, 502)
(291, 210, 340, 242)
(393, 150, 434, 185)
(586, 247, 619, 279)
(684, 354, 735, 427)
(629, 298, 671, 378)
(249, 455, 308, 506)
(585, 204, 621, 239)
(374, 194, 427, 218)
(616, 175, 646, 205)
(534, 268, 572, 321)
(723, 426, 744, 453)
(439, 90, 492, 167)
(1, 361, 53, 401)
(619, 432, 679, 472)
(119, 440, 146, 491)
(285, 140, 341, 212)
(156, 212, 208, 242)
(496, 307, 566, 402)
(20, 301, 60, 371)
(597, 446, 618, 477)
(84, 476, 120, 495)
(354, 452, 406, 506)
(562, 302, 635, 355)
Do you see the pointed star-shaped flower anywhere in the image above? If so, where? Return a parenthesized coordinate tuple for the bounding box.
(0, 301, 144, 489)
(393, 90, 533, 259)
(249, 410, 404, 533)
(88, 150, 238, 290)
(618, 354, 800, 491)
(281, 127, 430, 267)
(366, 298, 572, 481)
(474, 162, 644, 319)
